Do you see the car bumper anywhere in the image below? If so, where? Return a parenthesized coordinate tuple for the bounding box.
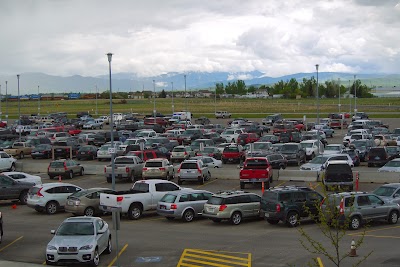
(262, 210, 282, 221)
(156, 208, 176, 217)
(240, 178, 269, 183)
(65, 205, 85, 215)
(46, 249, 95, 265)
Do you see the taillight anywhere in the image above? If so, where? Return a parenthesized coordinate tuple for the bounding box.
(197, 166, 202, 174)
(171, 204, 177, 210)
(104, 167, 106, 173)
(177, 167, 181, 173)
(184, 151, 187, 155)
(320, 198, 326, 207)
(276, 203, 281, 212)
(47, 166, 50, 172)
(142, 167, 148, 171)
(116, 196, 124, 202)
(339, 198, 344, 215)
(126, 167, 130, 173)
(219, 205, 227, 211)
(159, 167, 166, 171)
(37, 188, 44, 197)
(64, 162, 67, 171)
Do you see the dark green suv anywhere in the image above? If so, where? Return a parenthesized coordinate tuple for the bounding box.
(260, 186, 323, 227)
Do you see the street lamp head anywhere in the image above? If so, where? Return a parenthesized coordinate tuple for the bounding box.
(315, 64, 319, 71)
(107, 53, 113, 63)
(17, 74, 20, 79)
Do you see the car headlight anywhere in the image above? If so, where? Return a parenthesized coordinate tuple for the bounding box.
(80, 245, 94, 250)
(47, 245, 57, 251)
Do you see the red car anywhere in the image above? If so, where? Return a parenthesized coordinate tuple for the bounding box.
(144, 117, 168, 126)
(0, 121, 7, 128)
(237, 133, 259, 145)
(329, 119, 348, 129)
(239, 157, 273, 189)
(222, 144, 245, 164)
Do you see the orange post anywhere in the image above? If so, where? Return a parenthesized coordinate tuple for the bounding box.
(262, 181, 265, 194)
(58, 175, 62, 182)
(12, 204, 17, 209)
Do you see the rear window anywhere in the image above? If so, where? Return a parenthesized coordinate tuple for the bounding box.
(262, 191, 277, 200)
(173, 147, 185, 152)
(369, 148, 387, 157)
(207, 197, 224, 205)
(145, 161, 163, 168)
(160, 194, 177, 203)
(50, 161, 65, 168)
(180, 163, 198, 169)
(244, 159, 269, 169)
(29, 186, 41, 194)
(132, 182, 149, 193)
(224, 146, 239, 152)
(326, 164, 352, 173)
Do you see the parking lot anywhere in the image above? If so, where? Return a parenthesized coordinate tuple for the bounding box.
(1, 117, 400, 266)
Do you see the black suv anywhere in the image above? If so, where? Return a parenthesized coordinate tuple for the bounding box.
(260, 186, 323, 227)
(53, 139, 80, 159)
(367, 147, 389, 167)
(280, 143, 306, 165)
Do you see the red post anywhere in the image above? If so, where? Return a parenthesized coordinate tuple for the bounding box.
(58, 175, 62, 182)
(262, 181, 265, 194)
(355, 172, 359, 191)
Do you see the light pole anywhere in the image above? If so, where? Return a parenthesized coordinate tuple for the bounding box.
(338, 78, 341, 115)
(214, 86, 217, 114)
(95, 84, 98, 115)
(17, 74, 21, 141)
(184, 74, 187, 111)
(38, 85, 40, 116)
(5, 81, 8, 124)
(0, 84, 2, 121)
(354, 74, 357, 113)
(153, 80, 156, 124)
(171, 82, 174, 113)
(349, 80, 351, 116)
(107, 52, 120, 267)
(315, 64, 319, 124)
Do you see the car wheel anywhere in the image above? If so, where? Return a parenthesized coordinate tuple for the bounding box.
(240, 182, 245, 189)
(286, 212, 299, 227)
(367, 163, 372, 167)
(266, 219, 279, 225)
(46, 201, 58, 215)
(106, 176, 112, 183)
(68, 171, 73, 179)
(169, 171, 174, 180)
(230, 212, 242, 225)
(9, 163, 16, 171)
(19, 152, 24, 159)
(128, 204, 142, 220)
(199, 176, 204, 185)
(19, 190, 28, 204)
(129, 172, 135, 182)
(183, 209, 195, 222)
(31, 156, 36, 159)
(104, 237, 112, 254)
(84, 207, 95, 217)
(90, 248, 100, 266)
(388, 211, 399, 224)
(350, 216, 361, 230)
(79, 168, 84, 176)
(205, 172, 211, 181)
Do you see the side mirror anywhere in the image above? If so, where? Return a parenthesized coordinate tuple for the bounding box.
(51, 230, 55, 235)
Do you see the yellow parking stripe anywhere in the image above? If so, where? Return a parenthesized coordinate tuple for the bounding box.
(0, 236, 23, 252)
(107, 243, 128, 267)
(196, 179, 218, 188)
(317, 257, 324, 267)
(178, 249, 251, 267)
(353, 234, 400, 239)
(348, 225, 400, 236)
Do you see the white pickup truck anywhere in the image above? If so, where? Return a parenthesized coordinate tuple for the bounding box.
(99, 179, 184, 220)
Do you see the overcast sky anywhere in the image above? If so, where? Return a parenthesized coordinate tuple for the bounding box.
(1, 0, 399, 78)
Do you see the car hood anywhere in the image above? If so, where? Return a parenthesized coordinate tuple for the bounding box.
(49, 235, 95, 248)
(378, 166, 400, 172)
(300, 163, 322, 171)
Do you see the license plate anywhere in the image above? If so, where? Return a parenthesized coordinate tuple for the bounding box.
(160, 205, 166, 210)
(229, 158, 234, 161)
(54, 168, 60, 172)
(375, 156, 380, 160)
(265, 213, 270, 218)
(207, 207, 215, 212)
(56, 149, 63, 152)
(81, 152, 85, 154)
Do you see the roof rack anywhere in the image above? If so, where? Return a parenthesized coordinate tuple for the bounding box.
(269, 185, 313, 191)
(216, 190, 248, 195)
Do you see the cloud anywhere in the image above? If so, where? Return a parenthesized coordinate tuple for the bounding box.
(0, 0, 399, 78)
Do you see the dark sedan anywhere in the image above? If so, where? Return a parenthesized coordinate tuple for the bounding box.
(31, 144, 53, 159)
(76, 145, 98, 160)
(266, 153, 288, 169)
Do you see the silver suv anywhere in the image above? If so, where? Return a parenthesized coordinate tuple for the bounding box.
(202, 191, 261, 225)
(177, 159, 211, 185)
(157, 189, 213, 222)
(321, 192, 400, 230)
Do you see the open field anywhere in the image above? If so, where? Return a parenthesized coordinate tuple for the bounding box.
(2, 97, 400, 119)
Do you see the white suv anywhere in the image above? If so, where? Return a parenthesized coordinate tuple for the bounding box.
(300, 140, 324, 159)
(27, 183, 82, 214)
(177, 159, 211, 185)
(215, 111, 231, 119)
(221, 128, 244, 143)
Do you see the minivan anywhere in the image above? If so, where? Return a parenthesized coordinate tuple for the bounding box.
(367, 147, 389, 167)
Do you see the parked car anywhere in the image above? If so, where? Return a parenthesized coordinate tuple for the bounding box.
(76, 145, 98, 160)
(367, 147, 390, 167)
(349, 139, 375, 161)
(321, 160, 354, 191)
(237, 133, 259, 145)
(300, 140, 324, 159)
(300, 154, 354, 171)
(45, 216, 111, 266)
(373, 183, 400, 204)
(157, 189, 213, 222)
(47, 159, 84, 180)
(266, 153, 288, 169)
(53, 139, 80, 159)
(258, 134, 280, 144)
(195, 146, 222, 160)
(222, 144, 245, 164)
(97, 143, 125, 161)
(323, 144, 345, 155)
(280, 143, 306, 166)
(65, 188, 115, 216)
(202, 191, 261, 225)
(240, 157, 273, 189)
(170, 145, 195, 163)
(27, 182, 83, 214)
(177, 159, 211, 185)
(262, 114, 282, 126)
(0, 174, 35, 204)
(378, 158, 400, 173)
(191, 156, 222, 168)
(342, 149, 361, 167)
(0, 151, 17, 171)
(215, 111, 231, 119)
(260, 185, 323, 227)
(142, 158, 174, 180)
(31, 144, 53, 159)
(321, 192, 400, 230)
(2, 171, 42, 185)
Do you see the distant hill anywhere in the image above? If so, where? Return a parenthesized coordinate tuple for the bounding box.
(0, 71, 399, 95)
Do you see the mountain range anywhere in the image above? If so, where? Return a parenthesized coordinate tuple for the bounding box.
(0, 71, 399, 95)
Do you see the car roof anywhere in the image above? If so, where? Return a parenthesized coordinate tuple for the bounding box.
(164, 189, 212, 196)
(145, 158, 167, 162)
(265, 185, 316, 193)
(35, 182, 79, 188)
(326, 160, 351, 165)
(64, 216, 99, 223)
(213, 190, 259, 197)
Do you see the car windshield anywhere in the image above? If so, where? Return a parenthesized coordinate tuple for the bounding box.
(207, 197, 223, 205)
(224, 146, 239, 152)
(310, 156, 328, 164)
(223, 130, 235, 135)
(203, 147, 215, 153)
(80, 146, 94, 151)
(300, 143, 313, 148)
(56, 222, 94, 236)
(173, 147, 185, 152)
(253, 143, 270, 150)
(244, 159, 268, 169)
(384, 161, 400, 167)
(386, 147, 398, 154)
(145, 161, 163, 167)
(281, 145, 298, 152)
(180, 163, 198, 169)
(50, 161, 65, 168)
(35, 144, 50, 150)
(373, 186, 397, 197)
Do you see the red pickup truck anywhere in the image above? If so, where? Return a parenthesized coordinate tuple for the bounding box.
(237, 133, 259, 145)
(239, 157, 273, 189)
(222, 144, 245, 164)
